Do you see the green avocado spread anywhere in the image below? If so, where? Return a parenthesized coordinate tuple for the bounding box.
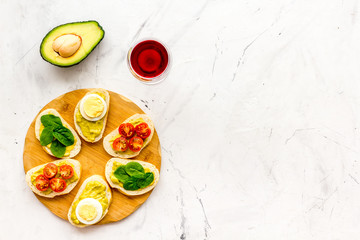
(30, 161, 78, 195)
(110, 162, 124, 185)
(76, 92, 106, 142)
(128, 118, 144, 127)
(70, 181, 109, 225)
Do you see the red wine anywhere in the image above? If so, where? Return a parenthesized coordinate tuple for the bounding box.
(129, 40, 169, 79)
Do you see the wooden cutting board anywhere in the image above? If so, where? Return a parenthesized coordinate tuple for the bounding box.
(23, 89, 161, 225)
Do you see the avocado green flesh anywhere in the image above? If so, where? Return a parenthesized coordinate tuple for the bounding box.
(40, 21, 104, 67)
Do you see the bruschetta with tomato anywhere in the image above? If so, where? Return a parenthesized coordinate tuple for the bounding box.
(103, 114, 154, 158)
(25, 159, 81, 198)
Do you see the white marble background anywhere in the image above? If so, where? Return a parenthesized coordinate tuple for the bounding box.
(1, 0, 360, 239)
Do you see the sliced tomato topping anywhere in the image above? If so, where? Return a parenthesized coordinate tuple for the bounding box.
(59, 165, 74, 179)
(129, 136, 144, 152)
(35, 174, 50, 192)
(113, 136, 128, 152)
(135, 122, 151, 139)
(49, 178, 67, 193)
(119, 123, 135, 138)
(43, 163, 58, 179)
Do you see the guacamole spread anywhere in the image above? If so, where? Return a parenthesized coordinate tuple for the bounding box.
(128, 118, 144, 127)
(76, 92, 106, 141)
(70, 181, 109, 225)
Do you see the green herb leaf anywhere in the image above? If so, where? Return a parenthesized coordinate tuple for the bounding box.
(41, 114, 62, 128)
(123, 177, 140, 191)
(113, 166, 130, 183)
(137, 172, 154, 188)
(125, 162, 145, 178)
(50, 139, 66, 158)
(40, 126, 54, 146)
(53, 126, 74, 146)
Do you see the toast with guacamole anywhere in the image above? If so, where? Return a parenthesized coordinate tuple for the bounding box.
(74, 88, 110, 143)
(68, 175, 112, 227)
(25, 159, 81, 198)
(35, 109, 81, 158)
(103, 114, 154, 158)
(105, 158, 160, 196)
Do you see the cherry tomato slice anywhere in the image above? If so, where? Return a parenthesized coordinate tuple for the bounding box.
(59, 165, 74, 179)
(35, 174, 50, 192)
(113, 136, 128, 152)
(43, 163, 58, 179)
(129, 136, 144, 152)
(119, 123, 135, 138)
(135, 122, 151, 139)
(49, 178, 67, 193)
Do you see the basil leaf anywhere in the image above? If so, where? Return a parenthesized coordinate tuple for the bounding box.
(40, 126, 54, 146)
(123, 177, 140, 191)
(50, 139, 66, 158)
(137, 172, 154, 188)
(125, 162, 145, 178)
(41, 114, 62, 128)
(53, 126, 74, 146)
(113, 166, 130, 183)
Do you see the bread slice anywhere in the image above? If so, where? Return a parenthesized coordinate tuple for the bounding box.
(74, 88, 110, 143)
(103, 114, 154, 158)
(35, 109, 81, 158)
(67, 175, 112, 227)
(105, 158, 160, 196)
(25, 159, 81, 198)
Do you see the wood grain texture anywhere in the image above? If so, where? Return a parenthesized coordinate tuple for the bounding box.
(23, 89, 161, 225)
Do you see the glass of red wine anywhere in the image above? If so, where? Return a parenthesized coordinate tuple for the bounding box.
(127, 39, 171, 84)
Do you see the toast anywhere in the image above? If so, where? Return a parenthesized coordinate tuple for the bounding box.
(35, 109, 81, 158)
(74, 88, 110, 143)
(67, 175, 112, 227)
(103, 114, 154, 158)
(105, 158, 160, 196)
(25, 159, 81, 198)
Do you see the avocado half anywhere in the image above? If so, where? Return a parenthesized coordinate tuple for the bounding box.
(40, 21, 105, 67)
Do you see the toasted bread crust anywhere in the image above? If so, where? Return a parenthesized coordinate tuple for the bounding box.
(25, 159, 82, 198)
(67, 175, 112, 227)
(35, 109, 81, 158)
(74, 89, 110, 143)
(105, 158, 160, 196)
(103, 114, 154, 158)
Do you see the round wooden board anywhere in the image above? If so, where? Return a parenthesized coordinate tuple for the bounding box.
(23, 89, 161, 225)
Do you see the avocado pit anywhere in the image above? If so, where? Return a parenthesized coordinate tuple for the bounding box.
(52, 34, 82, 58)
